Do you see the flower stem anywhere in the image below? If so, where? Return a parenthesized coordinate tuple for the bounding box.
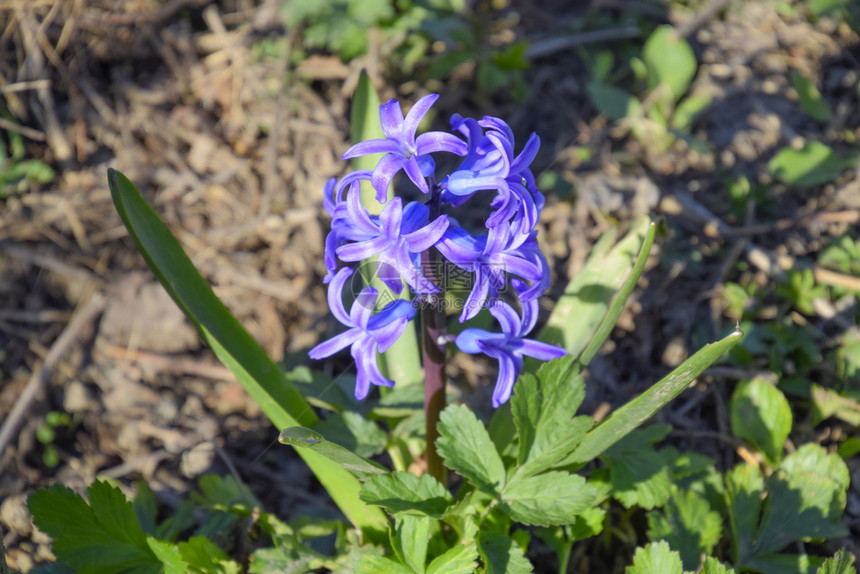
(422, 181, 447, 485)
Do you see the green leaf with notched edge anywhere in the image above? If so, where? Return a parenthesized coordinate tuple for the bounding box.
(769, 142, 857, 188)
(279, 426, 388, 481)
(437, 404, 506, 494)
(391, 515, 431, 574)
(108, 168, 387, 534)
(647, 489, 722, 571)
(566, 328, 743, 465)
(538, 216, 651, 360)
(500, 471, 599, 526)
(426, 541, 479, 574)
(27, 481, 161, 574)
(360, 472, 453, 518)
(511, 355, 592, 479)
(730, 378, 792, 465)
(626, 541, 683, 574)
(146, 539, 187, 574)
(602, 425, 672, 510)
(817, 549, 857, 574)
(702, 557, 737, 574)
(753, 444, 849, 556)
(478, 531, 534, 574)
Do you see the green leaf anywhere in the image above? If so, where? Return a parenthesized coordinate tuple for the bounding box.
(744, 553, 822, 574)
(567, 328, 743, 464)
(647, 489, 722, 570)
(248, 547, 315, 574)
(702, 556, 737, 574)
(315, 411, 388, 458)
(426, 542, 478, 574)
(625, 541, 683, 574)
(791, 70, 834, 122)
(511, 355, 592, 479)
(811, 384, 860, 426)
(146, 539, 188, 574)
(477, 531, 534, 574)
(586, 82, 642, 120)
(107, 168, 387, 534)
(817, 549, 857, 574)
(602, 425, 672, 510)
(768, 142, 857, 187)
(725, 463, 764, 565)
(355, 553, 414, 574)
(437, 404, 506, 494)
(539, 216, 651, 359)
(673, 95, 712, 130)
(391, 515, 431, 574)
(28, 481, 161, 574)
(500, 471, 599, 526)
(754, 444, 849, 556)
(643, 25, 697, 101)
(177, 537, 240, 573)
(578, 221, 657, 367)
(360, 472, 452, 518)
(729, 378, 792, 464)
(278, 426, 388, 481)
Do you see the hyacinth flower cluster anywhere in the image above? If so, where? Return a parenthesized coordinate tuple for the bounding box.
(310, 93, 566, 408)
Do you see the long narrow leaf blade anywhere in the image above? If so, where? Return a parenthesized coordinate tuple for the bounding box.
(578, 221, 657, 366)
(539, 216, 651, 358)
(564, 328, 744, 465)
(279, 427, 389, 481)
(107, 168, 387, 533)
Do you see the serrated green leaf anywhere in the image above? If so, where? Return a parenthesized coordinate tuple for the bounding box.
(478, 531, 533, 574)
(768, 142, 857, 187)
(360, 472, 453, 518)
(146, 539, 187, 574)
(567, 328, 743, 464)
(730, 378, 792, 465)
(702, 556, 736, 574)
(315, 411, 388, 458)
(753, 444, 849, 557)
(355, 554, 414, 574)
(391, 515, 431, 574)
(107, 169, 386, 534)
(817, 549, 857, 574)
(511, 356, 592, 479)
(643, 25, 697, 102)
(792, 70, 834, 122)
(178, 536, 240, 573)
(500, 471, 599, 526)
(279, 426, 388, 481)
(437, 404, 505, 493)
(28, 481, 161, 574)
(586, 82, 642, 120)
(647, 489, 722, 570)
(626, 541, 683, 574)
(426, 541, 478, 574)
(602, 425, 672, 509)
